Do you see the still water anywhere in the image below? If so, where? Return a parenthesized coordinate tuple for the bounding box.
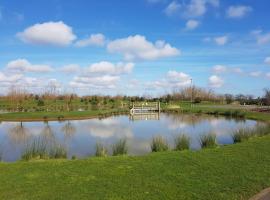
(0, 113, 260, 162)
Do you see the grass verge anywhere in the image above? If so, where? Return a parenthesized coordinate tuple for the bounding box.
(0, 136, 270, 199)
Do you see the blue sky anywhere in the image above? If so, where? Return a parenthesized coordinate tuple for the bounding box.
(0, 0, 270, 96)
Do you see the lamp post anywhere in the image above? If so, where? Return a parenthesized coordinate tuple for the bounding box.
(190, 78, 193, 107)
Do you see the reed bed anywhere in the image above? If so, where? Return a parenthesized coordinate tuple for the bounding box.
(199, 133, 217, 148)
(174, 134, 190, 151)
(151, 136, 169, 152)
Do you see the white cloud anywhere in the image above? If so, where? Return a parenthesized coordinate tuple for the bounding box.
(145, 70, 191, 90)
(214, 36, 228, 45)
(185, 20, 199, 30)
(107, 35, 180, 61)
(213, 65, 227, 73)
(249, 71, 261, 77)
(0, 72, 23, 84)
(70, 75, 120, 89)
(59, 64, 81, 74)
(87, 61, 134, 75)
(164, 1, 181, 16)
(257, 33, 270, 45)
(208, 75, 224, 88)
(266, 73, 270, 79)
(6, 59, 53, 73)
(183, 0, 219, 18)
(17, 21, 76, 46)
(164, 0, 219, 18)
(265, 57, 270, 65)
(227, 5, 252, 18)
(232, 68, 243, 74)
(75, 33, 105, 47)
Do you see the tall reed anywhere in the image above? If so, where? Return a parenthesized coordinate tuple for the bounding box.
(174, 134, 190, 151)
(112, 139, 128, 156)
(151, 136, 169, 152)
(95, 142, 108, 157)
(199, 133, 217, 148)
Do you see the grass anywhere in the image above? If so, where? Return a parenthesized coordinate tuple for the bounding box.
(0, 109, 128, 121)
(21, 137, 48, 160)
(112, 139, 128, 156)
(174, 134, 190, 151)
(199, 133, 217, 148)
(21, 138, 67, 160)
(0, 136, 270, 199)
(232, 128, 250, 143)
(95, 142, 108, 157)
(151, 136, 169, 152)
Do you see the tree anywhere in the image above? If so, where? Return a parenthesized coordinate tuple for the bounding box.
(263, 88, 270, 106)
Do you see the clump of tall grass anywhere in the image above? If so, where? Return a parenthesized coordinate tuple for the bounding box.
(151, 136, 169, 152)
(199, 133, 217, 148)
(95, 142, 108, 157)
(231, 128, 250, 143)
(253, 124, 270, 137)
(112, 139, 128, 156)
(174, 134, 190, 151)
(21, 137, 48, 161)
(49, 144, 67, 159)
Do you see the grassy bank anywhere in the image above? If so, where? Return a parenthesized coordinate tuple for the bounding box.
(0, 109, 128, 121)
(0, 136, 270, 199)
(164, 104, 270, 121)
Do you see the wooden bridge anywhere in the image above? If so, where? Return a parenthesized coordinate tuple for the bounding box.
(130, 102, 160, 115)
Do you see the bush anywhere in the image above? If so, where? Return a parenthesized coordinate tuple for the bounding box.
(174, 134, 190, 151)
(112, 139, 128, 156)
(151, 136, 169, 152)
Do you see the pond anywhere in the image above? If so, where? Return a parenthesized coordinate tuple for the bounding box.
(0, 113, 262, 162)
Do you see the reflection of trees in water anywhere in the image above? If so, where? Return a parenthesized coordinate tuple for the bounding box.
(8, 122, 31, 144)
(166, 113, 210, 127)
(61, 121, 76, 141)
(41, 122, 55, 143)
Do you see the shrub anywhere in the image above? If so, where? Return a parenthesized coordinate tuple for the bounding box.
(112, 139, 128, 156)
(174, 134, 190, 151)
(95, 142, 108, 157)
(151, 136, 169, 152)
(199, 133, 217, 148)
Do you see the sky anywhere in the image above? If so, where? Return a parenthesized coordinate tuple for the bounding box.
(0, 0, 270, 97)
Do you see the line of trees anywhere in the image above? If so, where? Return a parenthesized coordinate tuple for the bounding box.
(0, 86, 269, 112)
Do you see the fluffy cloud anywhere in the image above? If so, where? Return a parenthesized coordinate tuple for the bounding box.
(252, 31, 270, 45)
(164, 1, 182, 16)
(107, 35, 180, 61)
(145, 71, 191, 90)
(17, 21, 76, 46)
(227, 5, 252, 18)
(75, 33, 105, 47)
(208, 75, 224, 88)
(266, 73, 270, 79)
(213, 65, 227, 73)
(265, 57, 270, 65)
(166, 0, 219, 18)
(70, 75, 120, 89)
(185, 20, 200, 30)
(87, 61, 134, 75)
(0, 72, 23, 84)
(214, 36, 228, 45)
(6, 59, 53, 73)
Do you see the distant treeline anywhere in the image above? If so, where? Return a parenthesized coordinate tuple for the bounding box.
(0, 86, 269, 112)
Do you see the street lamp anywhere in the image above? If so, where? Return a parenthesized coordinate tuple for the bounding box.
(190, 78, 193, 107)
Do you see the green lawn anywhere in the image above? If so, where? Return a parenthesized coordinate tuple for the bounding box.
(0, 109, 128, 121)
(1, 136, 270, 200)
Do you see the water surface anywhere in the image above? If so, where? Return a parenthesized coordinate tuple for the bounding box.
(0, 113, 260, 162)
